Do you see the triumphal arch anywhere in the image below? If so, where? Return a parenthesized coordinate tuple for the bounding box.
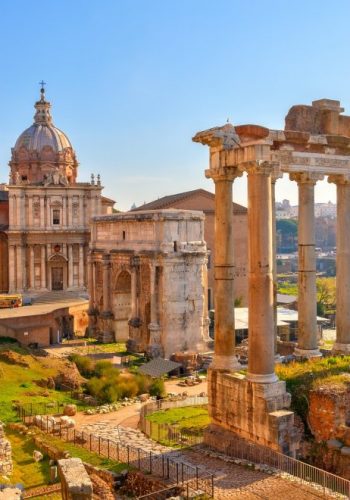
(193, 99, 350, 455)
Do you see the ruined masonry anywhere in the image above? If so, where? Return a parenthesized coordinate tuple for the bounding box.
(193, 98, 350, 455)
(88, 209, 210, 357)
(0, 422, 12, 476)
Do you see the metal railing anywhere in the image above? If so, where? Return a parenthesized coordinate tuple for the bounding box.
(27, 413, 214, 498)
(140, 396, 208, 447)
(205, 433, 350, 498)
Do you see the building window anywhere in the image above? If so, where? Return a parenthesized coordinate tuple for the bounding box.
(52, 209, 60, 225)
(122, 231, 126, 240)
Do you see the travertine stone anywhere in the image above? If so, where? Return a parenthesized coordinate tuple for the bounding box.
(90, 210, 209, 356)
(290, 172, 322, 357)
(246, 162, 277, 383)
(329, 175, 350, 353)
(0, 422, 12, 476)
(58, 457, 92, 500)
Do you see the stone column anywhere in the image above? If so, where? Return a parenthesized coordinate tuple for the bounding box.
(41, 245, 46, 289)
(16, 194, 24, 229)
(62, 196, 67, 227)
(46, 197, 51, 228)
(148, 263, 161, 355)
(68, 245, 74, 288)
(102, 253, 112, 314)
(16, 246, 23, 291)
(30, 246, 35, 289)
(329, 175, 350, 353)
(8, 245, 15, 292)
(40, 197, 45, 228)
(28, 196, 33, 227)
(79, 196, 84, 227)
(130, 263, 137, 318)
(271, 170, 283, 361)
(290, 172, 322, 357)
(246, 162, 277, 383)
(79, 244, 84, 288)
(68, 196, 73, 227)
(209, 171, 241, 371)
(88, 254, 95, 309)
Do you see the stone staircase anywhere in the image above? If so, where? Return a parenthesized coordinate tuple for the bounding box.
(27, 291, 89, 305)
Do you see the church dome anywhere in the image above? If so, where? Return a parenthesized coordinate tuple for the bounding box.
(9, 85, 79, 185)
(14, 123, 72, 153)
(13, 87, 72, 153)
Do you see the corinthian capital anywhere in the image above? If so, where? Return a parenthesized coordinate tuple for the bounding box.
(244, 160, 277, 176)
(205, 166, 243, 182)
(289, 172, 324, 185)
(328, 174, 350, 185)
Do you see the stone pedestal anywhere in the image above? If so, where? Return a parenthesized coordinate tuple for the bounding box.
(205, 369, 299, 455)
(146, 323, 163, 358)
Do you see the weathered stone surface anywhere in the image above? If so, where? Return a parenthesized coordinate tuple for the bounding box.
(0, 422, 12, 476)
(327, 439, 343, 449)
(90, 210, 210, 358)
(58, 457, 93, 499)
(63, 404, 77, 416)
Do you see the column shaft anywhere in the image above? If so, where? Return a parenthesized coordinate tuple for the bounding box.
(40, 197, 45, 228)
(334, 181, 350, 351)
(102, 254, 112, 313)
(30, 246, 35, 289)
(212, 178, 239, 370)
(41, 245, 46, 289)
(295, 178, 320, 355)
(149, 264, 158, 324)
(8, 246, 15, 292)
(79, 196, 84, 226)
(247, 167, 277, 383)
(131, 266, 137, 317)
(79, 244, 84, 287)
(68, 244, 74, 288)
(16, 246, 23, 291)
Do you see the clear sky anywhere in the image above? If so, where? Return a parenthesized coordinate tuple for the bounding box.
(1, 0, 349, 210)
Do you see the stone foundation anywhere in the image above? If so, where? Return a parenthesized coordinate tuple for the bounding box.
(58, 458, 93, 500)
(0, 422, 12, 476)
(206, 369, 300, 456)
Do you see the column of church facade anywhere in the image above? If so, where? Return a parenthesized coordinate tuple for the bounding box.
(28, 195, 33, 227)
(41, 245, 46, 289)
(68, 244, 73, 288)
(8, 246, 15, 292)
(209, 170, 241, 371)
(62, 196, 67, 227)
(79, 196, 84, 226)
(68, 196, 73, 226)
(30, 246, 35, 289)
(46, 244, 51, 289)
(290, 172, 322, 357)
(16, 246, 23, 291)
(328, 175, 350, 353)
(40, 197, 45, 228)
(78, 244, 84, 287)
(246, 162, 277, 383)
(46, 197, 51, 228)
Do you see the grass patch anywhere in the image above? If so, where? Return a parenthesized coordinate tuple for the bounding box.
(1, 429, 51, 489)
(146, 406, 209, 429)
(0, 344, 86, 422)
(37, 432, 128, 473)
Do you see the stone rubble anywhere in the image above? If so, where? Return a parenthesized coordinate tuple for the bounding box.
(0, 422, 12, 476)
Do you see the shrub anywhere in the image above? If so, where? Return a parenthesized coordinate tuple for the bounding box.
(94, 360, 116, 377)
(69, 354, 94, 377)
(149, 379, 166, 398)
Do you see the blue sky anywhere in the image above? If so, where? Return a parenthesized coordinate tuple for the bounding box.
(1, 0, 349, 210)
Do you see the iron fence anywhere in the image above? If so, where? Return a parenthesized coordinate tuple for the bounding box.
(25, 413, 214, 498)
(140, 395, 208, 447)
(206, 434, 350, 498)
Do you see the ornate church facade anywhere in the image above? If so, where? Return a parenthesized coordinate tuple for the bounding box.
(1, 86, 114, 293)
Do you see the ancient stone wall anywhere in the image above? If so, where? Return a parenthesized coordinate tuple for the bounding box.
(58, 458, 92, 500)
(309, 386, 350, 442)
(0, 422, 12, 476)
